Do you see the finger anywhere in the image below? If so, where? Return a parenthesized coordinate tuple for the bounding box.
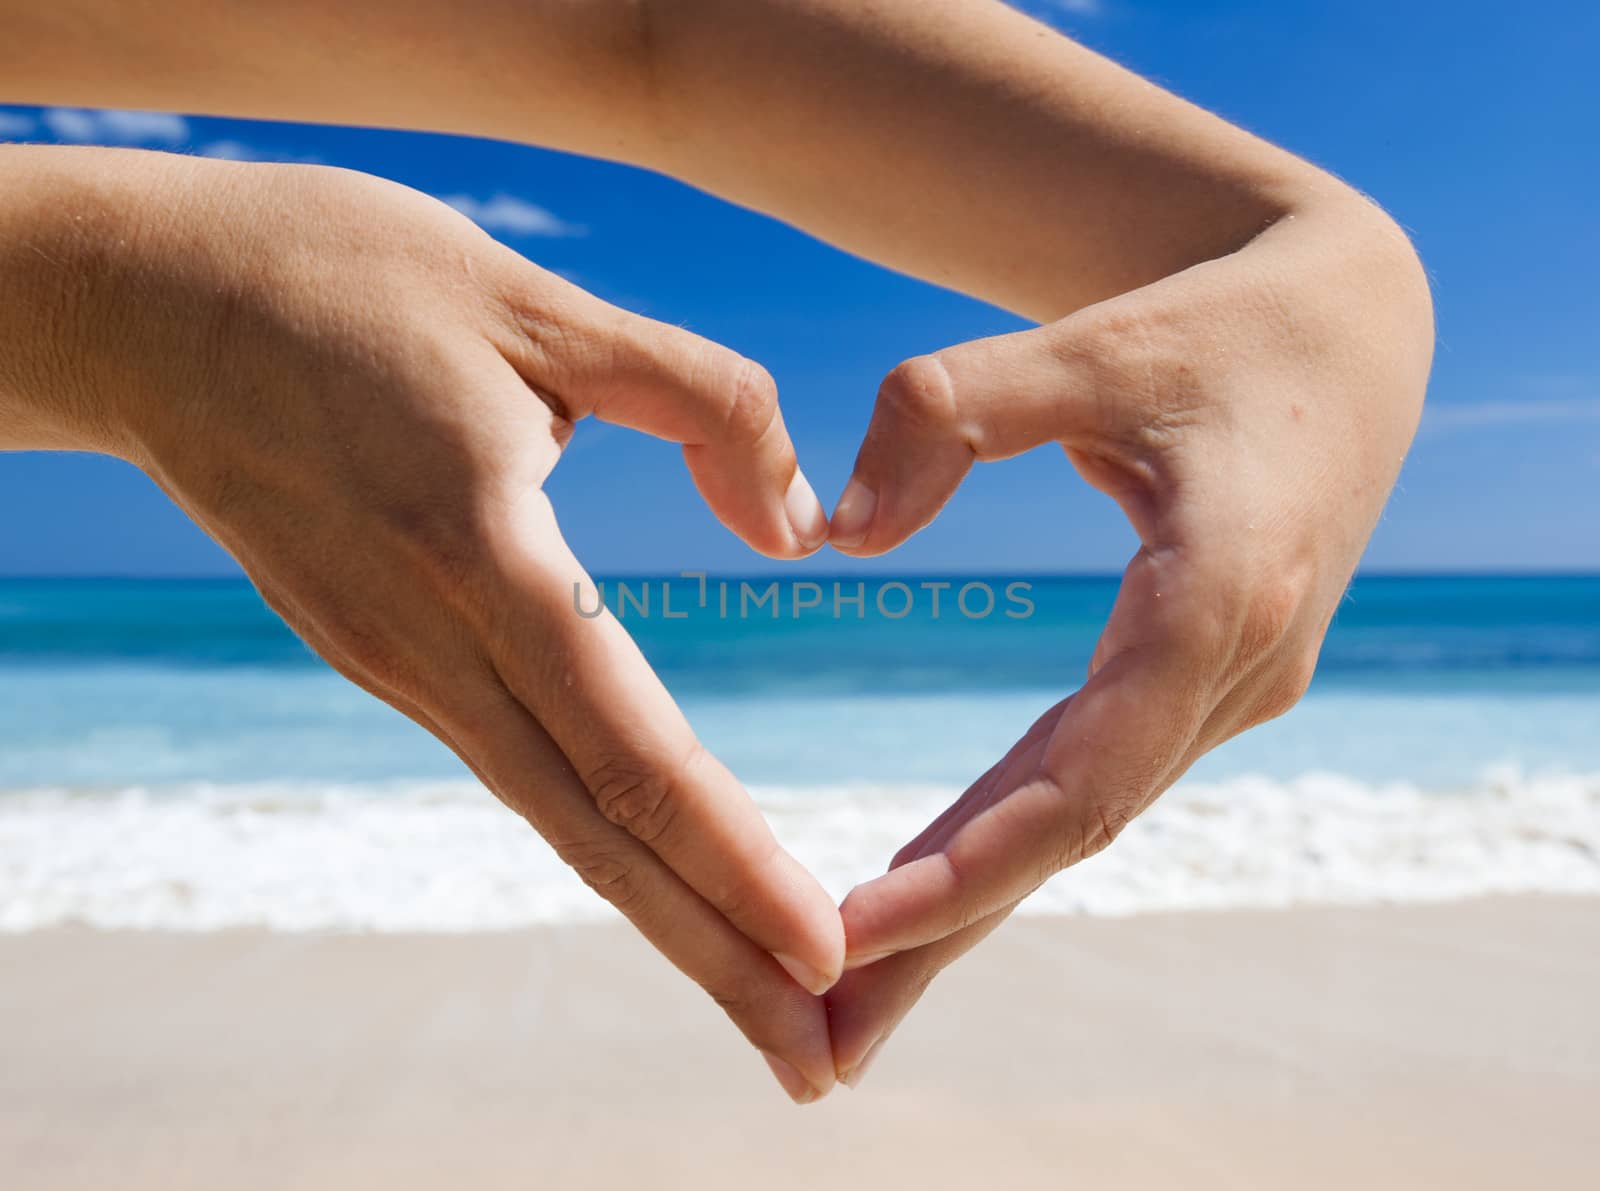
(831, 673, 1262, 1083)
(830, 652, 1310, 1082)
(286, 582, 961, 1102)
(829, 322, 1101, 555)
(833, 711, 1054, 1066)
(884, 696, 1068, 877)
(496, 278, 826, 558)
(479, 489, 846, 997)
(840, 555, 1215, 962)
(895, 716, 1056, 884)
(828, 907, 1015, 1088)
(431, 677, 837, 1102)
(887, 674, 1250, 968)
(844, 715, 1055, 969)
(267, 588, 834, 1098)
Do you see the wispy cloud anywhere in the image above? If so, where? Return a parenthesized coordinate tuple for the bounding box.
(442, 193, 585, 238)
(1423, 397, 1600, 433)
(0, 109, 36, 138)
(41, 107, 190, 146)
(2, 108, 300, 162)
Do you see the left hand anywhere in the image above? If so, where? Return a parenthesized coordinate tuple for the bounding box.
(823, 197, 1434, 1085)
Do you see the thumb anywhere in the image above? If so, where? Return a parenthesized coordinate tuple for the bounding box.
(503, 280, 827, 560)
(829, 322, 1100, 556)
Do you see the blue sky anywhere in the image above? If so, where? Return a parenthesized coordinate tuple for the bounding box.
(1, 0, 1596, 576)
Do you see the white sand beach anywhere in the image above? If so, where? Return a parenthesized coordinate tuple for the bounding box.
(3, 896, 1597, 1190)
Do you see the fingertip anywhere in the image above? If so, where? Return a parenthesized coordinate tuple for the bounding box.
(838, 851, 961, 966)
(827, 477, 877, 551)
(761, 848, 846, 992)
(837, 882, 893, 970)
(774, 951, 836, 997)
(761, 1052, 824, 1106)
(823, 964, 902, 1082)
(784, 470, 829, 555)
(840, 1035, 889, 1090)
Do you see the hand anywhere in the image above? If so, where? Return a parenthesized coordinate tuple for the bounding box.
(823, 197, 1434, 1084)
(8, 147, 842, 1102)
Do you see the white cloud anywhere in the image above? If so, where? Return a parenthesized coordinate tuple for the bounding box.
(41, 107, 190, 146)
(442, 193, 584, 238)
(0, 109, 36, 138)
(1423, 397, 1600, 433)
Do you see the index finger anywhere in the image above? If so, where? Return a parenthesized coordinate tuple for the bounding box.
(495, 278, 827, 559)
(480, 489, 846, 995)
(838, 552, 1219, 964)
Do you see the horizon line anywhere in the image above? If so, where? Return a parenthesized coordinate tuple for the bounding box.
(4, 569, 1600, 583)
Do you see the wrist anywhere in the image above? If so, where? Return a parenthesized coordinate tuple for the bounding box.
(1278, 185, 1435, 390)
(0, 145, 239, 463)
(0, 146, 145, 455)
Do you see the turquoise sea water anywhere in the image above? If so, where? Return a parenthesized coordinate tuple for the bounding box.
(2, 575, 1597, 929)
(2, 574, 1597, 787)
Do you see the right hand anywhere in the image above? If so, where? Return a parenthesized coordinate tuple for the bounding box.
(11, 147, 842, 1102)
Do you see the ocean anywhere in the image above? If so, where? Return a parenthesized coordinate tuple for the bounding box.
(3, 574, 1598, 930)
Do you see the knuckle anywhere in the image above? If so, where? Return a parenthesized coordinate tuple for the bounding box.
(1091, 799, 1137, 851)
(1061, 304, 1170, 431)
(915, 849, 988, 934)
(553, 834, 651, 917)
(1255, 652, 1319, 724)
(705, 981, 760, 1026)
(1064, 306, 1139, 379)
(943, 863, 989, 933)
(1039, 775, 1140, 870)
(878, 354, 960, 434)
(583, 751, 684, 846)
(711, 353, 781, 444)
(497, 285, 578, 375)
(1062, 798, 1136, 868)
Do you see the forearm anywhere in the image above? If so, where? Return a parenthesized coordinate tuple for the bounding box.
(0, 0, 655, 160)
(1, 0, 1397, 322)
(640, 0, 1358, 320)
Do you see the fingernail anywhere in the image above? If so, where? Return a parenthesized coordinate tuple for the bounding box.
(841, 1035, 888, 1090)
(761, 1052, 819, 1105)
(829, 478, 877, 549)
(784, 470, 828, 553)
(774, 951, 834, 996)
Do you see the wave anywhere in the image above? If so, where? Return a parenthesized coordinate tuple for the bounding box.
(2, 770, 1598, 931)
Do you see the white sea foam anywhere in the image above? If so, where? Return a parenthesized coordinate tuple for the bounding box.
(2, 770, 1598, 932)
